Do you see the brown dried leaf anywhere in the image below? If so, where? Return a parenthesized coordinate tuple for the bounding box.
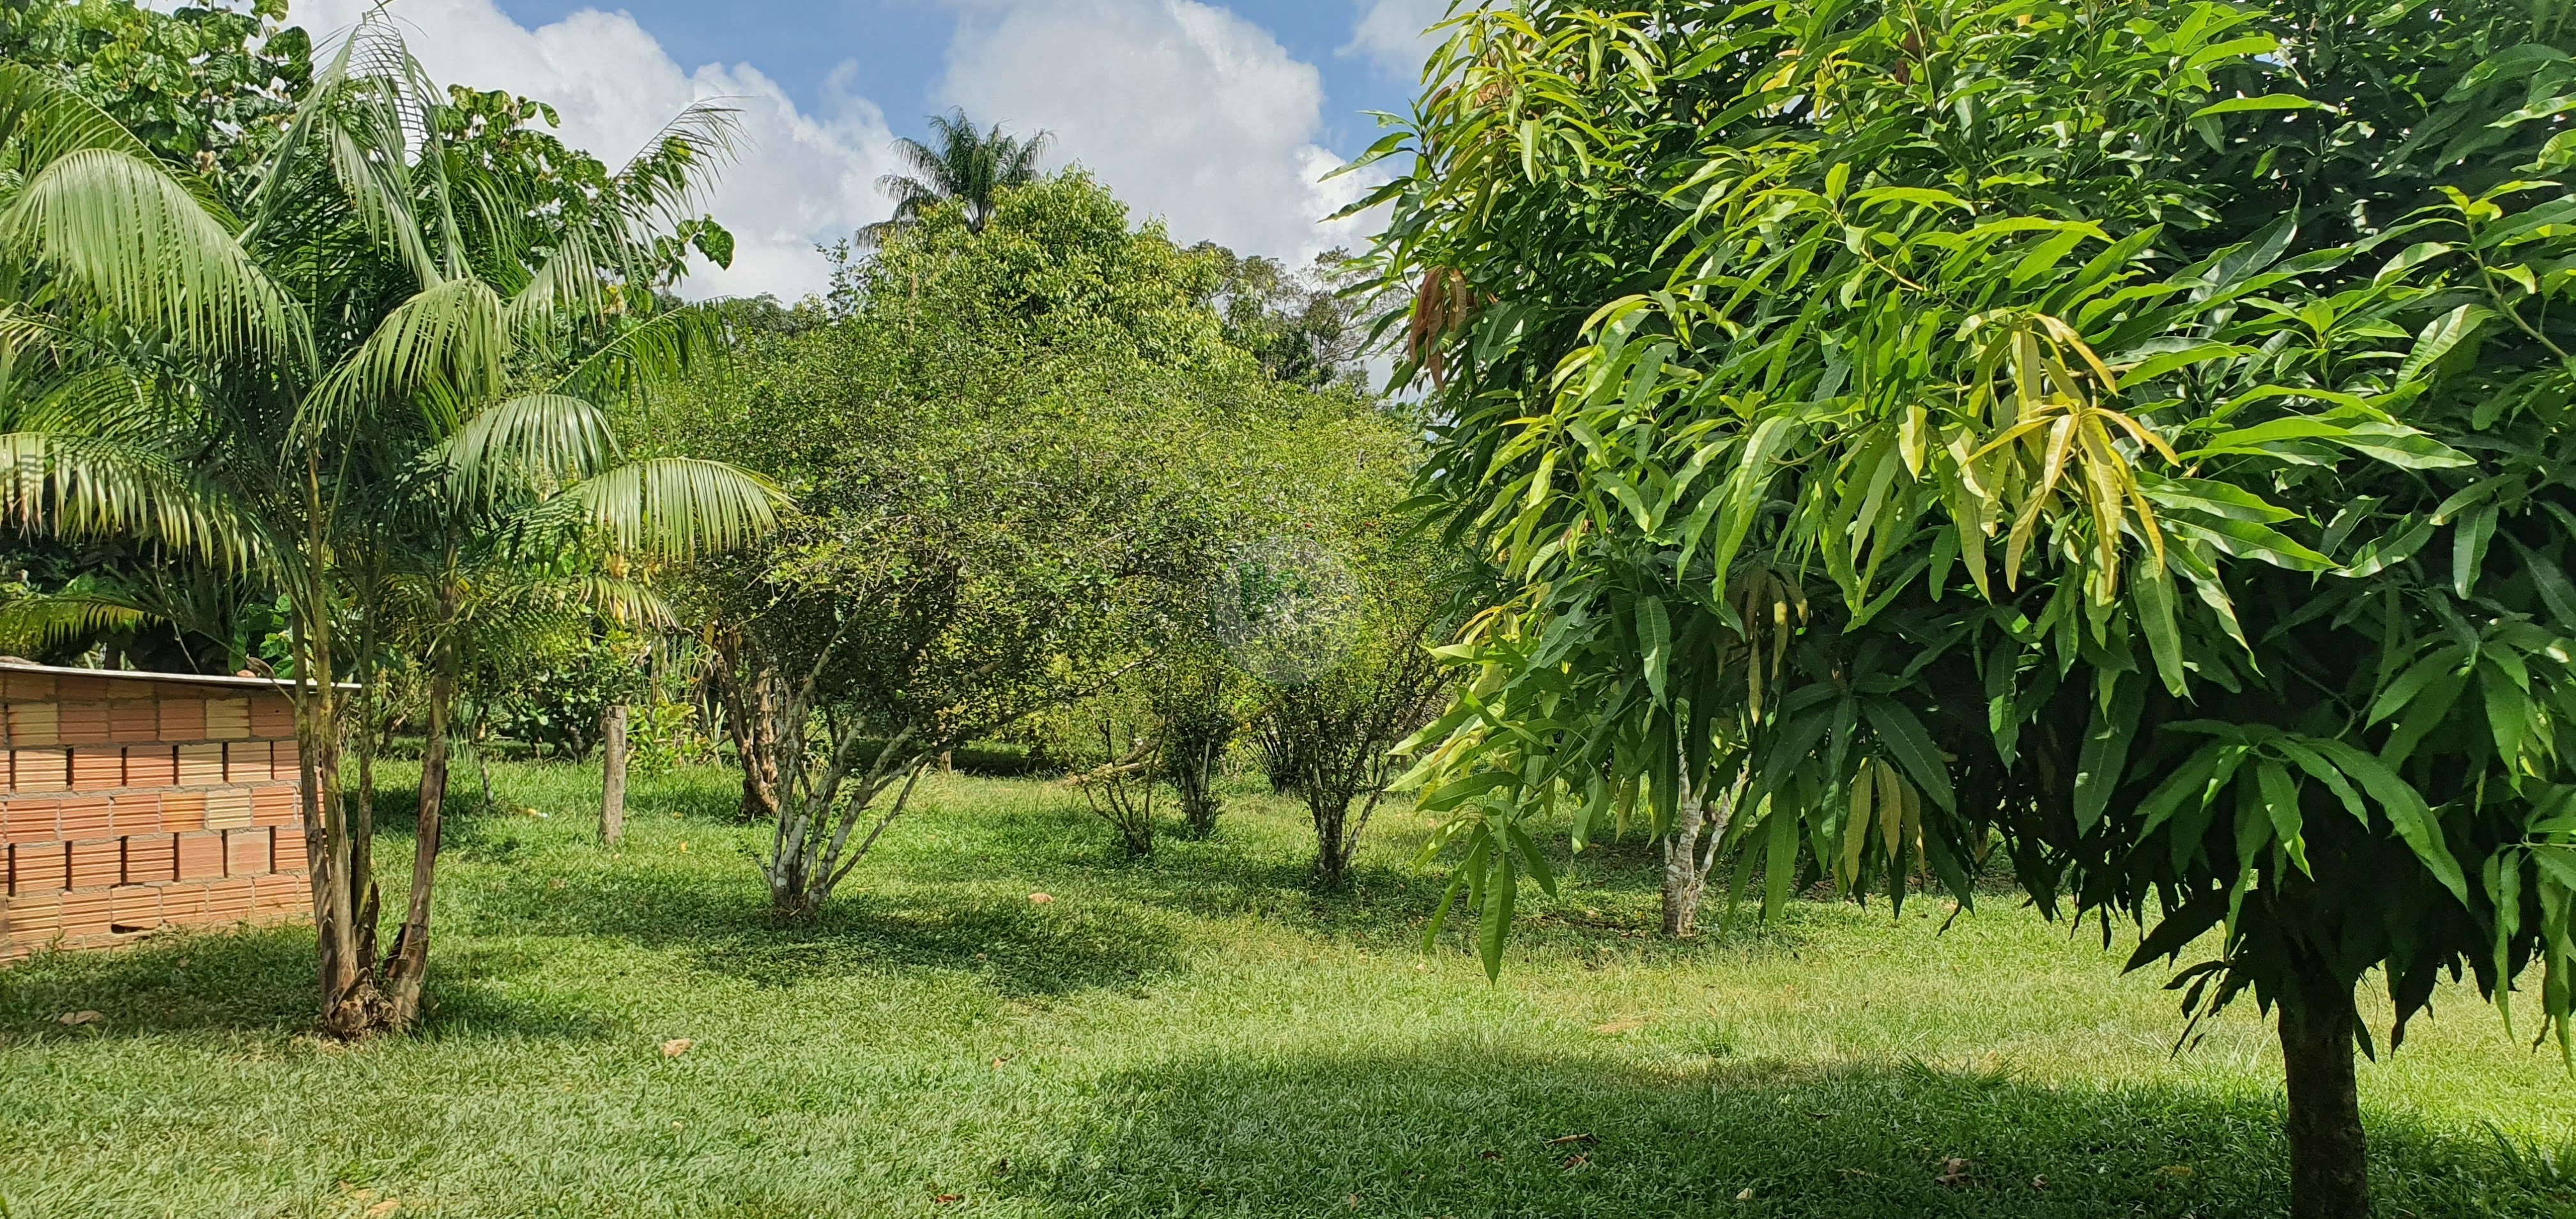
(660, 1038, 693, 1059)
(56, 1011, 100, 1027)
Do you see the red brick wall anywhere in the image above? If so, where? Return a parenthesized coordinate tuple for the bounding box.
(0, 670, 308, 962)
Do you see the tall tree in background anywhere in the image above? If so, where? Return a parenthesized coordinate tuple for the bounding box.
(862, 109, 1050, 245)
(0, 12, 778, 1035)
(1367, 2, 2576, 1215)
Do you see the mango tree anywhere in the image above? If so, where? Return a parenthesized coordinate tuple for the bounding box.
(1360, 2, 2576, 1215)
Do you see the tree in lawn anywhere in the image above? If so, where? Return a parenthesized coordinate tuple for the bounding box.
(1365, 3, 2576, 1215)
(0, 16, 777, 1034)
(662, 174, 1345, 916)
(1259, 612, 1448, 889)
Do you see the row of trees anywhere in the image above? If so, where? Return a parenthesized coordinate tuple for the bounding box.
(0, 1, 1441, 1008)
(1365, 1, 2576, 1216)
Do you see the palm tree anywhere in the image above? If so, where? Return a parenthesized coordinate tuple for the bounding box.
(0, 22, 783, 1035)
(862, 109, 1050, 245)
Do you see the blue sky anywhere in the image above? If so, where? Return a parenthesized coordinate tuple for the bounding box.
(487, 1, 1422, 156)
(296, 0, 1451, 299)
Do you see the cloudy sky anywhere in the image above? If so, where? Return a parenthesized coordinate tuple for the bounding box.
(281, 0, 1452, 301)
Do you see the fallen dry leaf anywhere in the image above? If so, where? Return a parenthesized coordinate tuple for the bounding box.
(1936, 1157, 1972, 1186)
(56, 1011, 100, 1027)
(1345, 1194, 1360, 1209)
(364, 1200, 400, 1218)
(990, 1056, 1012, 1069)
(2031, 1175, 2047, 1190)
(660, 1038, 692, 1059)
(1589, 1017, 1650, 1036)
(1735, 1187, 1755, 1201)
(1027, 892, 1054, 904)
(1544, 1132, 1597, 1146)
(2157, 1165, 2194, 1179)
(1478, 1150, 1502, 1162)
(1561, 1154, 1590, 1170)
(932, 1194, 962, 1206)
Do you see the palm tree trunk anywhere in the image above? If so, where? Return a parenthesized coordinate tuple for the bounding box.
(2279, 960, 2370, 1219)
(383, 588, 457, 1031)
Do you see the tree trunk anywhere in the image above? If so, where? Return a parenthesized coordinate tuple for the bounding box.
(1660, 771, 1735, 937)
(601, 703, 627, 848)
(2278, 964, 2370, 1219)
(1661, 788, 1710, 937)
(381, 629, 456, 1031)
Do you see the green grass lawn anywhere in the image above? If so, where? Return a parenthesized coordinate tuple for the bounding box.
(1, 762, 2570, 1218)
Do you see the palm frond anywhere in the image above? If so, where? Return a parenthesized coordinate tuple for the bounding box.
(611, 102, 742, 229)
(551, 303, 727, 406)
(1, 148, 307, 368)
(299, 277, 507, 442)
(0, 432, 255, 570)
(0, 590, 155, 656)
(433, 392, 616, 505)
(560, 457, 785, 559)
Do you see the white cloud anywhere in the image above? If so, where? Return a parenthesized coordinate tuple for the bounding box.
(938, 0, 1375, 264)
(1344, 0, 1453, 80)
(282, 0, 898, 302)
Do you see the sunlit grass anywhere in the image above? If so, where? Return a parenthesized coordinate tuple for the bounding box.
(0, 762, 2566, 1217)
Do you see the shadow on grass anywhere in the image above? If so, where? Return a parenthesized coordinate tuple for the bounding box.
(994, 1048, 2567, 1218)
(475, 861, 1186, 998)
(0, 924, 619, 1042)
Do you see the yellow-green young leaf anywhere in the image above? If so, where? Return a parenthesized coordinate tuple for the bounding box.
(1875, 758, 1906, 861)
(2398, 304, 2494, 385)
(2190, 94, 2331, 119)
(1841, 763, 1873, 886)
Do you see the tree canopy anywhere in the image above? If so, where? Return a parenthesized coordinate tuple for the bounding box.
(1362, 2, 2576, 1215)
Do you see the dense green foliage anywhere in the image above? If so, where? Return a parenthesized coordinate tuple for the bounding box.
(659, 172, 1414, 912)
(1361, 1, 2576, 1210)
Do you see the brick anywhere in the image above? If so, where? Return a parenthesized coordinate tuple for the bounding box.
(1, 673, 55, 700)
(224, 827, 271, 876)
(70, 748, 122, 791)
(158, 698, 204, 741)
(108, 701, 159, 743)
(4, 891, 60, 939)
(157, 882, 206, 922)
(68, 838, 121, 889)
(109, 793, 164, 835)
(10, 841, 66, 894)
(225, 741, 272, 784)
(203, 877, 254, 921)
(272, 828, 310, 874)
(253, 873, 302, 912)
(123, 833, 175, 884)
(103, 678, 156, 699)
(161, 790, 206, 831)
(56, 795, 111, 839)
(176, 742, 225, 786)
(13, 747, 66, 792)
(1, 797, 59, 844)
(109, 884, 160, 932)
(124, 746, 176, 787)
(6, 702, 57, 746)
(250, 785, 298, 829)
(250, 697, 293, 738)
(174, 832, 223, 881)
(57, 888, 111, 939)
(272, 737, 301, 778)
(204, 788, 252, 831)
(56, 703, 109, 746)
(204, 698, 250, 740)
